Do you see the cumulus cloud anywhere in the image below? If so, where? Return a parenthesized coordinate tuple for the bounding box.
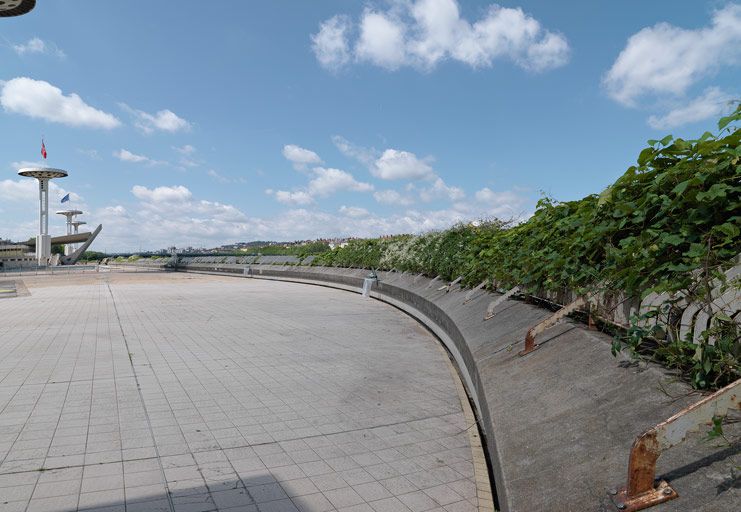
(311, 15, 352, 71)
(0, 77, 120, 129)
(419, 177, 465, 202)
(373, 189, 415, 205)
(120, 103, 191, 134)
(339, 205, 370, 218)
(331, 135, 377, 167)
(131, 185, 192, 203)
(308, 167, 374, 196)
(0, 178, 77, 204)
(114, 149, 166, 166)
(474, 187, 528, 218)
(73, 183, 531, 251)
(356, 10, 408, 69)
(282, 144, 323, 170)
(268, 189, 314, 206)
(312, 0, 569, 72)
(93, 187, 253, 250)
(175, 144, 196, 155)
(172, 145, 201, 168)
(10, 160, 45, 171)
(12, 37, 66, 58)
(373, 149, 435, 180)
(332, 136, 437, 182)
(268, 166, 373, 206)
(647, 87, 736, 129)
(604, 4, 741, 106)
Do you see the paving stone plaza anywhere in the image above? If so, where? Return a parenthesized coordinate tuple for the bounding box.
(0, 271, 488, 512)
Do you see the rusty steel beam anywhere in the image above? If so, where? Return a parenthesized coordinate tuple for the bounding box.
(484, 286, 521, 320)
(462, 280, 488, 305)
(519, 296, 586, 356)
(611, 379, 740, 511)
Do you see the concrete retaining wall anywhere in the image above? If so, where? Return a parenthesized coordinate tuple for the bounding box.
(120, 261, 740, 511)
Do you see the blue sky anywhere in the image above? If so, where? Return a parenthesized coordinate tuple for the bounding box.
(1, 1, 738, 251)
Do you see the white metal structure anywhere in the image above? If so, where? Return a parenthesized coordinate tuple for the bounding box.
(56, 210, 83, 255)
(18, 167, 68, 264)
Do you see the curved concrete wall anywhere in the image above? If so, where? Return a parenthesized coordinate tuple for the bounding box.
(137, 262, 737, 511)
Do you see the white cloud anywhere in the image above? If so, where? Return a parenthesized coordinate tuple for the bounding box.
(0, 77, 120, 129)
(604, 4, 741, 106)
(10, 160, 45, 171)
(647, 87, 736, 129)
(270, 190, 315, 206)
(311, 15, 352, 71)
(339, 205, 370, 218)
(171, 145, 200, 168)
(268, 166, 373, 206)
(374, 189, 415, 206)
(474, 187, 528, 218)
(83, 184, 531, 251)
(77, 149, 101, 160)
(113, 149, 166, 166)
(356, 10, 408, 70)
(207, 169, 246, 184)
(373, 149, 434, 180)
(312, 0, 569, 72)
(13, 37, 66, 58)
(175, 144, 196, 155)
(331, 135, 376, 166)
(120, 103, 191, 134)
(419, 177, 465, 202)
(282, 144, 323, 170)
(0, 178, 77, 204)
(131, 185, 192, 203)
(308, 167, 374, 196)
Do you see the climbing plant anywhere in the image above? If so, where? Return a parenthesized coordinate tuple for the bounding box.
(315, 106, 741, 389)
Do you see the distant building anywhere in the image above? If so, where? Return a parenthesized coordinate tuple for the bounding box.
(0, 243, 36, 269)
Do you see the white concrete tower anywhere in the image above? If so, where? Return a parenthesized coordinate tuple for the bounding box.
(70, 219, 87, 234)
(56, 209, 83, 255)
(70, 219, 87, 255)
(18, 167, 68, 264)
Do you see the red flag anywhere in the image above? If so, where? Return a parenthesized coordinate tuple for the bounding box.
(41, 140, 47, 159)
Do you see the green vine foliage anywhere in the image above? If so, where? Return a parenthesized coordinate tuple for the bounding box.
(314, 107, 741, 389)
(318, 106, 739, 294)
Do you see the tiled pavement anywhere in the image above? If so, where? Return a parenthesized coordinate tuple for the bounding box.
(0, 272, 490, 512)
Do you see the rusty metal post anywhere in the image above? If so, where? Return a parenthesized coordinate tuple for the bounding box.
(484, 286, 521, 320)
(611, 379, 740, 511)
(463, 280, 488, 305)
(519, 296, 586, 356)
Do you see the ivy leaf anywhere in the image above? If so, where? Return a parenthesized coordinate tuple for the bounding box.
(638, 147, 655, 166)
(661, 233, 685, 246)
(718, 113, 736, 130)
(672, 179, 692, 196)
(696, 183, 729, 201)
(684, 243, 706, 258)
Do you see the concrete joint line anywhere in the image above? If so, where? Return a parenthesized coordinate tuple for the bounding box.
(106, 283, 177, 512)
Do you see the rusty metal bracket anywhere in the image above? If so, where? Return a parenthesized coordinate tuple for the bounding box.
(610, 379, 740, 511)
(484, 286, 521, 320)
(438, 276, 463, 292)
(519, 296, 586, 356)
(463, 281, 488, 304)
